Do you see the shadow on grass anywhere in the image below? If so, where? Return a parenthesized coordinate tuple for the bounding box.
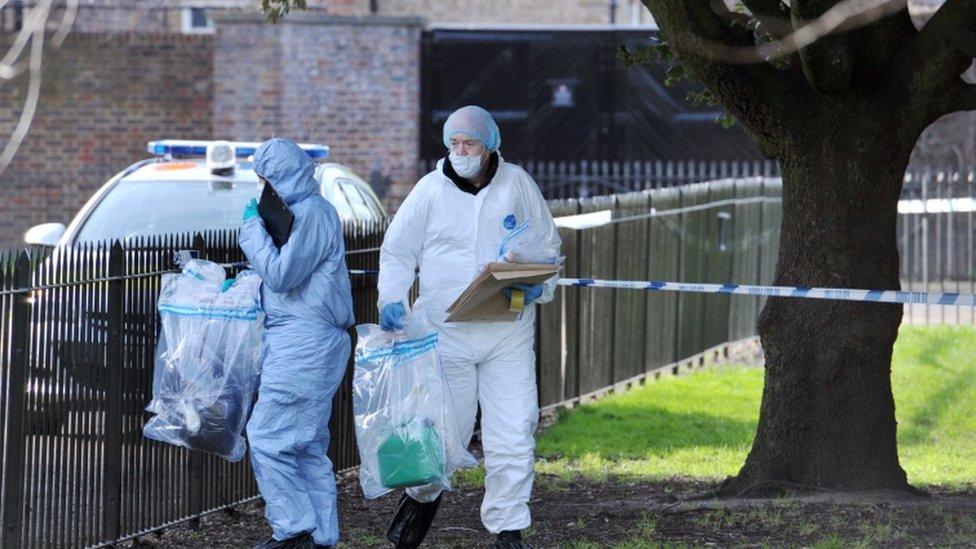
(896, 327, 975, 446)
(894, 327, 959, 374)
(900, 367, 975, 445)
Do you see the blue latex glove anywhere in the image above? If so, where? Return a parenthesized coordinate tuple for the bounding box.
(220, 278, 235, 293)
(380, 302, 406, 332)
(503, 283, 544, 305)
(242, 198, 259, 221)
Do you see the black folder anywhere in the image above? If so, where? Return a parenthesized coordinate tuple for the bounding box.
(257, 183, 295, 249)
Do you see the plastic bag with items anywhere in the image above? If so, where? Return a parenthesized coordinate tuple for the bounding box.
(143, 259, 264, 462)
(494, 218, 562, 266)
(353, 317, 476, 499)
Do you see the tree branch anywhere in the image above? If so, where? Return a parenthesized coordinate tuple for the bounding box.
(908, 0, 976, 125)
(641, 0, 811, 155)
(918, 0, 976, 37)
(711, 1, 762, 41)
(790, 0, 858, 94)
(784, 0, 915, 94)
(948, 27, 976, 59)
(740, 0, 794, 38)
(681, 0, 752, 45)
(942, 82, 976, 115)
(914, 0, 976, 82)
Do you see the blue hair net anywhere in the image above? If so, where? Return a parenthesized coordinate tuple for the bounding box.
(442, 106, 501, 152)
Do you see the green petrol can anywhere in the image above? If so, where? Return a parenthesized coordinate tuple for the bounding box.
(377, 418, 445, 488)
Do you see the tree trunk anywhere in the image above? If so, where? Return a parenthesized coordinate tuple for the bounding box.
(722, 131, 918, 495)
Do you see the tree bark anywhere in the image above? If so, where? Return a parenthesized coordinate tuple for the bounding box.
(640, 0, 967, 495)
(721, 123, 916, 494)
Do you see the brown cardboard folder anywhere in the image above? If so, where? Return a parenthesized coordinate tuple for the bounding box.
(445, 262, 560, 322)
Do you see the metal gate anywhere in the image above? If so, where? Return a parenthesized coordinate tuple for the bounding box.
(421, 28, 765, 163)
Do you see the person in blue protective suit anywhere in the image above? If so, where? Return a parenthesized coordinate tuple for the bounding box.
(239, 138, 355, 549)
(378, 106, 561, 549)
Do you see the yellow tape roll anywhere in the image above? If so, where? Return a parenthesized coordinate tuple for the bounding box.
(508, 289, 525, 312)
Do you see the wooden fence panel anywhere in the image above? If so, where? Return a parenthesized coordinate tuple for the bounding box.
(728, 179, 765, 340)
(577, 195, 617, 394)
(676, 184, 709, 360)
(613, 192, 652, 382)
(702, 182, 736, 349)
(645, 187, 682, 369)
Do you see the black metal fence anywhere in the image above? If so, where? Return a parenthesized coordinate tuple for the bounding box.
(0, 224, 386, 549)
(0, 179, 782, 547)
(900, 168, 976, 325)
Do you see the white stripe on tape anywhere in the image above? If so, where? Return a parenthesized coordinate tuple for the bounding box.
(556, 278, 976, 306)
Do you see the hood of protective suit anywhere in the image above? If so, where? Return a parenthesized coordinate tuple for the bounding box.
(253, 138, 319, 206)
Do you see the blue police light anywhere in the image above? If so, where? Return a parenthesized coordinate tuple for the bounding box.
(147, 140, 330, 159)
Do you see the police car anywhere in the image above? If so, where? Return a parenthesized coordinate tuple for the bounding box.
(24, 139, 388, 246)
(21, 140, 388, 434)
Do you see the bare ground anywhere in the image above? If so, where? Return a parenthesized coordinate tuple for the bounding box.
(125, 475, 976, 548)
(124, 345, 976, 548)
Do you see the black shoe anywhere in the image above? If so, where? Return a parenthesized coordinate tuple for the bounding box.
(386, 493, 443, 548)
(313, 545, 334, 549)
(489, 530, 533, 549)
(252, 533, 314, 549)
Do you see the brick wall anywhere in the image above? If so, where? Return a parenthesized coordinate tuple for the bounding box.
(11, 0, 656, 34)
(51, 5, 174, 33)
(0, 34, 213, 248)
(377, 0, 655, 25)
(213, 14, 422, 209)
(13, 1, 368, 33)
(0, 15, 420, 248)
(11, 0, 945, 34)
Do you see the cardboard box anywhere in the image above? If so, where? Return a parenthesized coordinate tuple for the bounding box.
(445, 262, 560, 322)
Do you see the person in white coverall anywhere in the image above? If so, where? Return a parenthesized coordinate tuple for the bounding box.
(377, 106, 561, 549)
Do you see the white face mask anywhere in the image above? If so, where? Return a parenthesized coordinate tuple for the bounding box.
(449, 151, 483, 179)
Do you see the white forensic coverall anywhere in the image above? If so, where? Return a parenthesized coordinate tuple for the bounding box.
(378, 156, 561, 534)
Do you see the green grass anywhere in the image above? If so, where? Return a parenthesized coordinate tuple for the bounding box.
(535, 325, 976, 488)
(453, 464, 486, 489)
(891, 326, 976, 486)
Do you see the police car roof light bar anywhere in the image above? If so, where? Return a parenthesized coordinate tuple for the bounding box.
(147, 140, 330, 159)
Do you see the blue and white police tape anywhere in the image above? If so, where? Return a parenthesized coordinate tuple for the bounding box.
(341, 270, 976, 306)
(558, 278, 976, 306)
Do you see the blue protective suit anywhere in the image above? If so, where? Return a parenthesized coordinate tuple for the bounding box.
(239, 138, 354, 546)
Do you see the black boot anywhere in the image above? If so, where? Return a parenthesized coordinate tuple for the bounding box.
(386, 493, 443, 548)
(252, 532, 314, 549)
(489, 530, 533, 549)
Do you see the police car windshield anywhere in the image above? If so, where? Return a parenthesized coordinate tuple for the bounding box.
(75, 179, 258, 243)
